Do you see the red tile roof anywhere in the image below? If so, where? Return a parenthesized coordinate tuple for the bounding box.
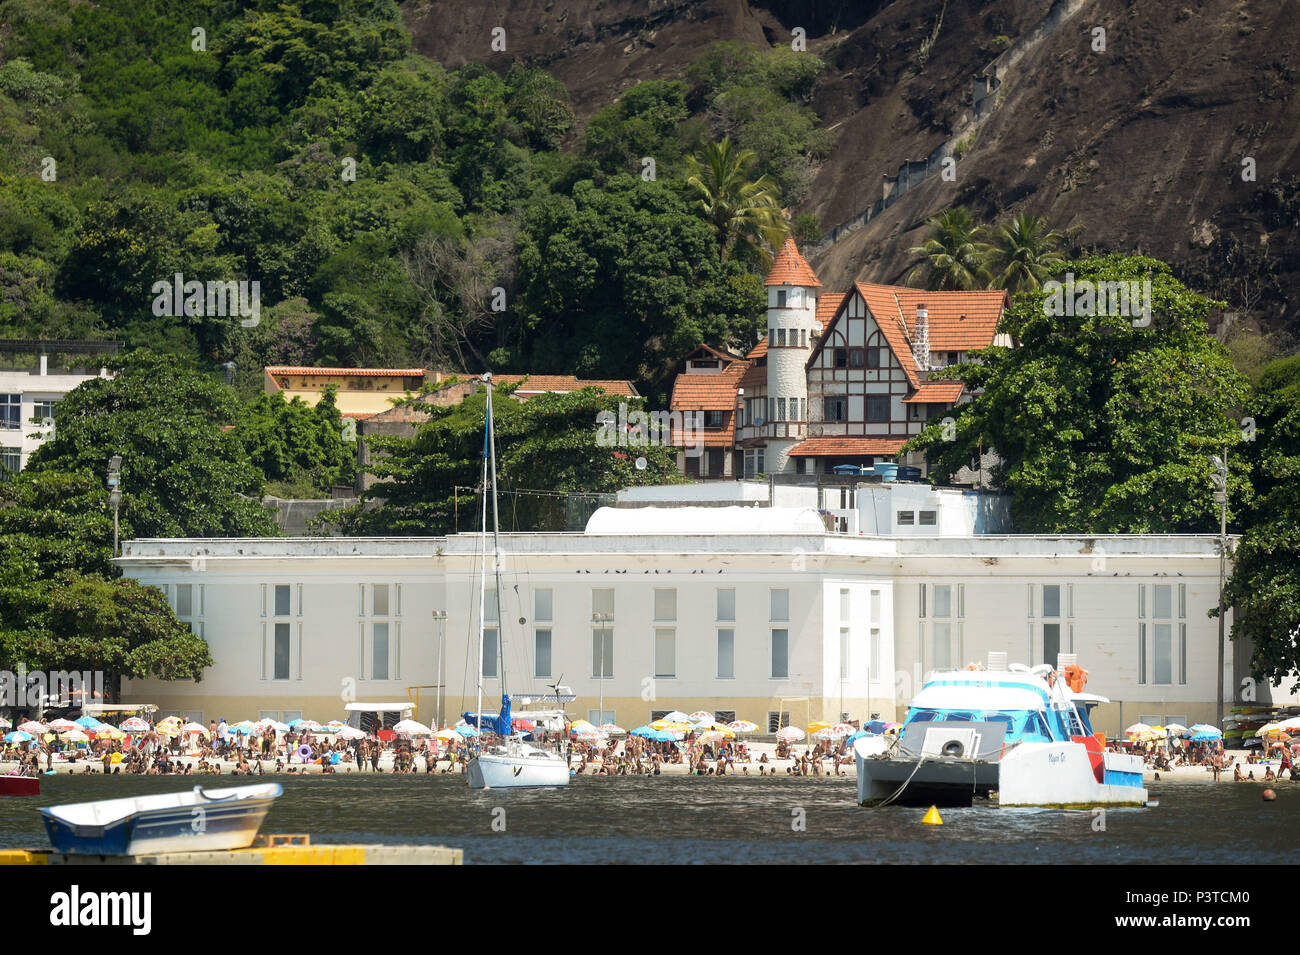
(902, 380, 965, 404)
(670, 359, 749, 446)
(787, 437, 910, 456)
(495, 375, 639, 397)
(765, 237, 822, 287)
(814, 292, 844, 333)
(265, 366, 426, 378)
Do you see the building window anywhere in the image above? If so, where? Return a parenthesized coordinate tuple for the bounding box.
(0, 447, 19, 477)
(717, 588, 735, 622)
(592, 627, 613, 679)
(484, 589, 499, 623)
(848, 348, 864, 368)
(770, 588, 789, 622)
(654, 628, 675, 678)
(777, 289, 787, 307)
(833, 348, 847, 369)
(704, 410, 724, 429)
(776, 397, 786, 421)
(839, 627, 850, 680)
(839, 588, 850, 621)
(0, 395, 19, 430)
(535, 629, 552, 678)
(483, 627, 499, 679)
(1139, 583, 1185, 685)
(866, 395, 890, 422)
(865, 347, 880, 369)
(270, 584, 295, 681)
(717, 629, 735, 679)
(870, 627, 881, 676)
(824, 396, 847, 422)
(592, 587, 614, 618)
(535, 589, 552, 623)
(274, 584, 291, 617)
(373, 622, 390, 680)
(31, 400, 55, 425)
(273, 623, 291, 681)
(897, 510, 915, 525)
(918, 510, 937, 526)
(922, 583, 963, 671)
(654, 588, 676, 621)
(771, 629, 789, 679)
(588, 708, 616, 726)
(363, 583, 398, 681)
(767, 710, 791, 733)
(1041, 584, 1063, 668)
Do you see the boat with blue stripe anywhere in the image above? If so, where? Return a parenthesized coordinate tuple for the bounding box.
(40, 783, 282, 855)
(856, 653, 1148, 809)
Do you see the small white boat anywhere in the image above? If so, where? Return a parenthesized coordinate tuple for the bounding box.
(856, 654, 1147, 809)
(40, 783, 282, 855)
(467, 740, 571, 789)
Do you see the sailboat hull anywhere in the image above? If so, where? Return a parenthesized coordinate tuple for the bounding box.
(467, 753, 570, 789)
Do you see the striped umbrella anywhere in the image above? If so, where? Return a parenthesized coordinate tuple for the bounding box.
(3, 731, 33, 743)
(813, 723, 857, 741)
(181, 722, 210, 737)
(47, 718, 80, 732)
(0, 717, 10, 729)
(17, 720, 46, 735)
(58, 729, 89, 743)
(775, 726, 806, 742)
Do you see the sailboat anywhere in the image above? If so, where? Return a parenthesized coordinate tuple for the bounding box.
(466, 374, 570, 789)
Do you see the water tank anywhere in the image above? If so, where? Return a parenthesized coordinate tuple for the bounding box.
(873, 463, 899, 481)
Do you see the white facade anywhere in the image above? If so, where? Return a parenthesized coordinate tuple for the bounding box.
(0, 364, 108, 473)
(114, 511, 1238, 737)
(765, 282, 817, 475)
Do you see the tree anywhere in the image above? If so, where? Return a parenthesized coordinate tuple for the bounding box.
(906, 207, 991, 291)
(1221, 354, 1300, 692)
(234, 387, 356, 497)
(331, 383, 682, 535)
(25, 351, 278, 538)
(904, 255, 1252, 534)
(986, 213, 1066, 295)
(684, 139, 787, 266)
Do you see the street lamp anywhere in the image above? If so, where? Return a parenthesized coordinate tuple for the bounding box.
(432, 610, 447, 729)
(106, 455, 122, 556)
(592, 612, 612, 724)
(1210, 451, 1228, 729)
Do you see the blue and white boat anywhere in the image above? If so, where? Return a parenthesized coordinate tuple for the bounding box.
(855, 655, 1146, 809)
(40, 783, 282, 855)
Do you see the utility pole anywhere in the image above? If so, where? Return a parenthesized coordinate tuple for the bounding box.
(107, 455, 122, 556)
(432, 610, 447, 728)
(1211, 450, 1229, 729)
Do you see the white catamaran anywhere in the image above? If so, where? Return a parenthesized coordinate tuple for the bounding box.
(466, 374, 570, 790)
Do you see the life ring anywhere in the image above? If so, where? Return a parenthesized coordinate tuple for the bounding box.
(297, 744, 312, 762)
(941, 739, 966, 758)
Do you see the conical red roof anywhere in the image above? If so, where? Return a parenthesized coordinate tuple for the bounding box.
(765, 237, 821, 287)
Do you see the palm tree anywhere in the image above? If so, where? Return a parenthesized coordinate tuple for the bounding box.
(684, 139, 787, 266)
(986, 213, 1066, 295)
(906, 207, 991, 290)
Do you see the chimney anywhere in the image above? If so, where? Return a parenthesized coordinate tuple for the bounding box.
(39, 354, 48, 376)
(912, 304, 930, 372)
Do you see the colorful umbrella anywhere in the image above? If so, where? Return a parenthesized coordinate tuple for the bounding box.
(58, 729, 89, 743)
(688, 711, 714, 723)
(813, 723, 856, 740)
(629, 726, 656, 738)
(1164, 723, 1189, 736)
(455, 724, 480, 737)
(775, 726, 806, 742)
(46, 718, 79, 732)
(1124, 722, 1152, 736)
(650, 729, 681, 742)
(0, 717, 10, 729)
(599, 723, 626, 735)
(73, 716, 102, 729)
(394, 719, 433, 737)
(337, 726, 366, 740)
(661, 711, 692, 724)
(18, 720, 47, 734)
(807, 721, 831, 735)
(727, 720, 758, 734)
(119, 717, 150, 732)
(3, 731, 33, 743)
(181, 722, 210, 737)
(435, 728, 460, 740)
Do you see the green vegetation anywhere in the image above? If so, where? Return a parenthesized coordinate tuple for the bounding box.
(907, 207, 1066, 295)
(325, 382, 683, 536)
(0, 4, 830, 390)
(904, 255, 1252, 534)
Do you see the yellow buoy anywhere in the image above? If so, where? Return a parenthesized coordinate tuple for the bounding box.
(922, 805, 943, 826)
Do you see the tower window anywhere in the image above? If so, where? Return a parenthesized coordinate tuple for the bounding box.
(777, 290, 787, 307)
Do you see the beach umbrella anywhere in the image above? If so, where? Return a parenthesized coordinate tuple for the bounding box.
(3, 731, 32, 743)
(629, 726, 656, 738)
(46, 718, 79, 732)
(1255, 723, 1285, 738)
(808, 721, 831, 735)
(661, 711, 692, 724)
(73, 716, 103, 729)
(394, 719, 433, 737)
(181, 722, 209, 737)
(434, 728, 459, 741)
(697, 731, 725, 745)
(17, 720, 46, 734)
(650, 729, 681, 742)
(650, 720, 692, 732)
(89, 726, 125, 740)
(688, 711, 714, 724)
(1164, 723, 1189, 737)
(1277, 717, 1300, 731)
(231, 724, 258, 736)
(58, 729, 89, 743)
(813, 723, 856, 741)
(337, 726, 366, 741)
(119, 717, 150, 732)
(261, 721, 290, 733)
(1189, 731, 1221, 743)
(0, 717, 8, 729)
(727, 720, 758, 734)
(1189, 724, 1222, 737)
(599, 723, 626, 735)
(455, 724, 480, 737)
(324, 720, 346, 731)
(845, 730, 871, 744)
(1124, 722, 1153, 736)
(776, 726, 806, 742)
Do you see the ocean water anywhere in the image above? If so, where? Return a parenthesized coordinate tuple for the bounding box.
(3, 773, 1294, 864)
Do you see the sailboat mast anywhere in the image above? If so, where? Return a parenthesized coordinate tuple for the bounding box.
(486, 377, 506, 698)
(475, 380, 490, 736)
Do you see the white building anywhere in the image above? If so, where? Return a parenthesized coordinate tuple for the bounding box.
(115, 485, 1242, 737)
(0, 348, 113, 474)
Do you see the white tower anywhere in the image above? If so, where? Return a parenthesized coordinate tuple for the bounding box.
(764, 238, 821, 475)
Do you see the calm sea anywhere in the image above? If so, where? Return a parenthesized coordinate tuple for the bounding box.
(3, 774, 1294, 864)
